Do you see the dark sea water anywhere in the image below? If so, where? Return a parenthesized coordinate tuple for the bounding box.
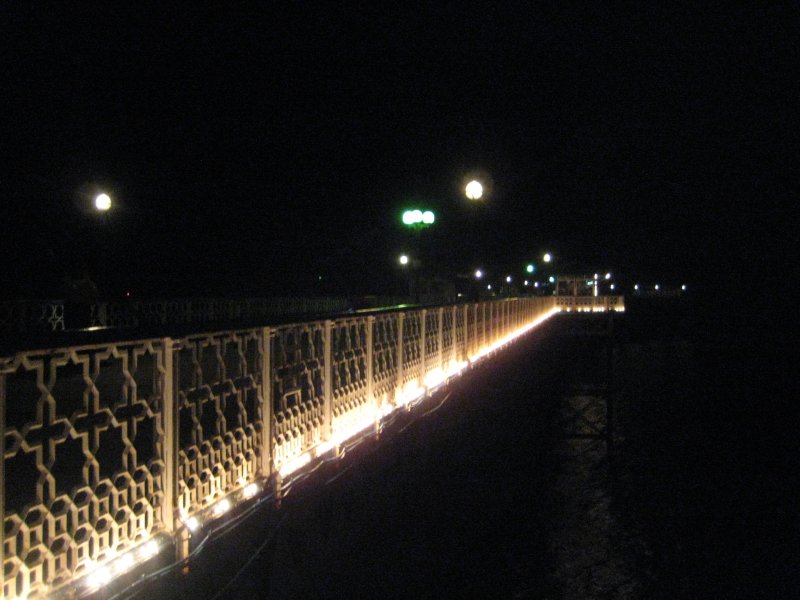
(125, 297, 798, 599)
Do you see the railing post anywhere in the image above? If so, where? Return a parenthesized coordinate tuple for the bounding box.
(451, 305, 458, 366)
(486, 302, 491, 346)
(161, 337, 175, 532)
(437, 307, 444, 371)
(396, 313, 405, 401)
(323, 319, 334, 442)
(484, 302, 489, 347)
(161, 337, 185, 559)
(462, 304, 468, 361)
(1, 370, 5, 591)
(260, 327, 273, 479)
(473, 304, 479, 357)
(366, 316, 376, 428)
(420, 309, 427, 387)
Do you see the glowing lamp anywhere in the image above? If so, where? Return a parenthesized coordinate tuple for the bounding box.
(95, 193, 111, 211)
(465, 180, 483, 200)
(185, 516, 200, 532)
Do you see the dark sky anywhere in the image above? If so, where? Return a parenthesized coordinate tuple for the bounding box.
(1, 3, 796, 298)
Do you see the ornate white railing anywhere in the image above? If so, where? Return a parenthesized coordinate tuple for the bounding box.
(0, 297, 355, 335)
(0, 296, 622, 599)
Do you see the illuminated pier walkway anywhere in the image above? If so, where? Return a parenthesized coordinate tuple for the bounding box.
(0, 295, 622, 599)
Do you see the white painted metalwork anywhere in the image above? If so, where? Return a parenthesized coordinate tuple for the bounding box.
(0, 296, 621, 599)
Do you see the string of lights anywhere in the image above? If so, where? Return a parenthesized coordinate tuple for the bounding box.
(106, 378, 461, 600)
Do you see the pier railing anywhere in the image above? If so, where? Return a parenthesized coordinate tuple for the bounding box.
(0, 295, 623, 599)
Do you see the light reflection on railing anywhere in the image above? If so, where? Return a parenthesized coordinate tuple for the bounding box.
(0, 296, 622, 599)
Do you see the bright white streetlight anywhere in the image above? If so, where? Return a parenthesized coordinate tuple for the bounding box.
(605, 272, 611, 280)
(526, 263, 535, 273)
(474, 269, 483, 279)
(543, 253, 552, 263)
(95, 193, 111, 211)
(548, 276, 555, 283)
(506, 275, 512, 283)
(465, 180, 483, 200)
(524, 280, 529, 286)
(681, 284, 687, 291)
(399, 254, 409, 265)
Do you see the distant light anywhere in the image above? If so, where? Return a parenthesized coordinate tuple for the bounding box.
(605, 272, 611, 280)
(526, 263, 535, 273)
(655, 284, 660, 290)
(399, 254, 409, 265)
(610, 284, 615, 290)
(402, 210, 419, 225)
(681, 284, 687, 291)
(524, 280, 529, 286)
(95, 193, 111, 211)
(487, 284, 492, 290)
(587, 280, 594, 285)
(506, 275, 512, 283)
(474, 269, 483, 279)
(87, 566, 112, 589)
(213, 498, 231, 516)
(125, 291, 131, 298)
(534, 282, 539, 288)
(139, 540, 159, 560)
(634, 284, 640, 290)
(465, 180, 483, 200)
(402, 209, 434, 226)
(243, 483, 259, 498)
(548, 276, 555, 283)
(116, 553, 135, 573)
(543, 253, 552, 263)
(594, 273, 599, 280)
(185, 516, 200, 532)
(318, 275, 323, 281)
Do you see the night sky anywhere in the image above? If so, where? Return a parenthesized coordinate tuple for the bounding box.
(2, 4, 795, 299)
